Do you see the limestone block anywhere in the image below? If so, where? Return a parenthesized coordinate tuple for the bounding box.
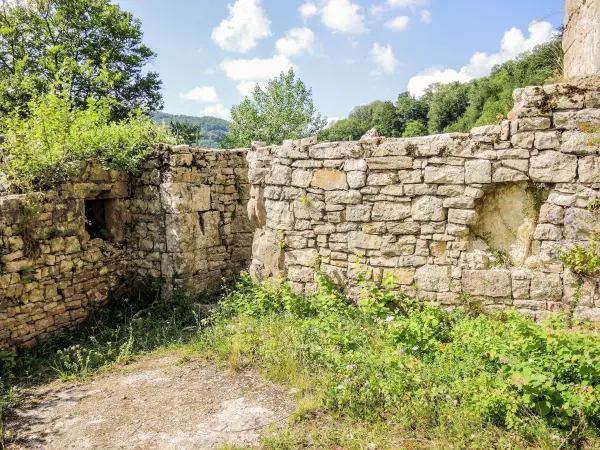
(534, 131, 559, 150)
(465, 160, 492, 184)
(324, 190, 362, 205)
(285, 249, 319, 267)
(412, 196, 445, 221)
(309, 142, 363, 159)
(529, 151, 577, 182)
(248, 168, 270, 184)
(561, 131, 595, 155)
(511, 132, 535, 149)
(530, 272, 563, 301)
(519, 117, 551, 131)
(367, 173, 398, 185)
(265, 165, 293, 185)
(379, 185, 404, 197)
(251, 231, 284, 278)
(442, 197, 474, 209)
(344, 159, 367, 171)
(367, 156, 413, 170)
(348, 231, 382, 250)
(265, 200, 294, 230)
(448, 209, 477, 225)
(415, 265, 451, 292)
(346, 204, 372, 222)
(311, 169, 347, 190)
(372, 202, 412, 221)
(533, 224, 563, 241)
(347, 171, 367, 189)
(382, 268, 415, 285)
(64, 236, 81, 254)
(424, 166, 464, 184)
(398, 170, 422, 183)
(493, 167, 529, 183)
(160, 183, 211, 213)
(462, 269, 512, 297)
(579, 156, 600, 183)
(288, 266, 315, 282)
(291, 170, 313, 188)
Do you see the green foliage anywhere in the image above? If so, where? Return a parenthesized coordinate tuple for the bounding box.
(228, 69, 327, 147)
(168, 121, 203, 146)
(152, 113, 229, 148)
(318, 118, 366, 142)
(200, 274, 600, 448)
(426, 82, 471, 134)
(0, 85, 173, 191)
(560, 242, 600, 275)
(0, 0, 162, 120)
(402, 120, 428, 137)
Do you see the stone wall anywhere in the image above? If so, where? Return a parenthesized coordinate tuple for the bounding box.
(564, 0, 600, 79)
(0, 146, 253, 349)
(247, 82, 600, 320)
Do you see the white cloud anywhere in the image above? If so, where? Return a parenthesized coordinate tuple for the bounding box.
(179, 86, 219, 103)
(385, 16, 410, 31)
(321, 0, 367, 35)
(371, 0, 428, 15)
(211, 0, 271, 53)
(299, 1, 318, 20)
(420, 9, 432, 24)
(407, 21, 554, 97)
(236, 80, 268, 97)
(387, 0, 429, 6)
(201, 103, 231, 120)
(275, 28, 315, 57)
(370, 42, 399, 75)
(220, 55, 296, 82)
(326, 117, 340, 128)
(343, 57, 355, 64)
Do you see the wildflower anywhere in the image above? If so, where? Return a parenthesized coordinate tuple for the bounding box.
(346, 364, 357, 371)
(336, 385, 344, 390)
(412, 345, 419, 351)
(344, 378, 352, 384)
(397, 348, 406, 355)
(385, 316, 394, 322)
(453, 399, 459, 407)
(334, 345, 341, 351)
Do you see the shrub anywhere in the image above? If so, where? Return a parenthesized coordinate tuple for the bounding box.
(0, 85, 174, 191)
(200, 274, 600, 448)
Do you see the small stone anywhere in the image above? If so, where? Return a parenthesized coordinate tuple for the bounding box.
(311, 169, 347, 190)
(465, 160, 491, 184)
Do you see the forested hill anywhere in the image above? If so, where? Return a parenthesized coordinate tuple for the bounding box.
(152, 113, 229, 148)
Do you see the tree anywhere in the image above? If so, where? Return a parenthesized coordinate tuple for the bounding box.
(426, 82, 470, 134)
(370, 100, 399, 137)
(0, 0, 162, 119)
(228, 69, 327, 147)
(318, 118, 366, 142)
(396, 92, 429, 134)
(169, 121, 202, 146)
(402, 120, 428, 137)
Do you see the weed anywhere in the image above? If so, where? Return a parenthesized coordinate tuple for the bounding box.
(298, 195, 312, 208)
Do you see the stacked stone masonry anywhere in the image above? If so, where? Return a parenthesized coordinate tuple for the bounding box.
(248, 82, 600, 320)
(564, 0, 600, 79)
(0, 146, 253, 349)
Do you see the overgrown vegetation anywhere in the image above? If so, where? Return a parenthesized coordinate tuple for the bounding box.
(0, 83, 173, 191)
(320, 35, 563, 141)
(152, 113, 229, 148)
(3, 274, 600, 448)
(199, 274, 600, 449)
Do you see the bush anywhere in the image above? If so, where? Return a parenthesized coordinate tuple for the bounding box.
(0, 85, 174, 191)
(200, 273, 600, 448)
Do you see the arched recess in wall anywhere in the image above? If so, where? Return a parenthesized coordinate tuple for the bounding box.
(468, 182, 549, 267)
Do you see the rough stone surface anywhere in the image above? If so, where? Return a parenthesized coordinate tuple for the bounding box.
(246, 81, 600, 319)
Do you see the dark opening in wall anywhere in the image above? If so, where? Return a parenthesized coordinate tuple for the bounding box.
(85, 199, 111, 241)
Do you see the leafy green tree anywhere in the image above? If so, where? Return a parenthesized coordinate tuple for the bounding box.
(370, 100, 399, 137)
(169, 121, 202, 146)
(402, 120, 428, 137)
(318, 119, 366, 142)
(396, 92, 429, 134)
(348, 104, 374, 129)
(228, 69, 327, 147)
(0, 0, 162, 119)
(426, 82, 470, 134)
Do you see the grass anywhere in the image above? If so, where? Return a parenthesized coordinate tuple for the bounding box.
(3, 273, 600, 449)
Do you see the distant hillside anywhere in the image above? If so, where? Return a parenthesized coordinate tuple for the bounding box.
(152, 113, 229, 148)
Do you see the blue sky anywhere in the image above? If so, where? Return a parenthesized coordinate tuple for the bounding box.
(117, 0, 565, 121)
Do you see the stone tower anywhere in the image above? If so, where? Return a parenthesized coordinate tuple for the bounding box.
(563, 0, 600, 78)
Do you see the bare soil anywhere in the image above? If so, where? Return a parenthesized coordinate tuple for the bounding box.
(6, 355, 295, 450)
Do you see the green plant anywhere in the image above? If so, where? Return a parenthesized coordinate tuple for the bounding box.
(234, 175, 247, 200)
(47, 225, 63, 239)
(0, 83, 174, 191)
(589, 199, 600, 213)
(489, 248, 511, 267)
(298, 196, 312, 208)
(560, 242, 600, 276)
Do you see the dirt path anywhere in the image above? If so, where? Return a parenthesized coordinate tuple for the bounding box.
(6, 355, 295, 450)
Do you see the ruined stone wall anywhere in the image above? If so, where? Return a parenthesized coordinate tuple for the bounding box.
(0, 165, 130, 348)
(564, 0, 600, 79)
(248, 82, 600, 320)
(1, 146, 253, 349)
